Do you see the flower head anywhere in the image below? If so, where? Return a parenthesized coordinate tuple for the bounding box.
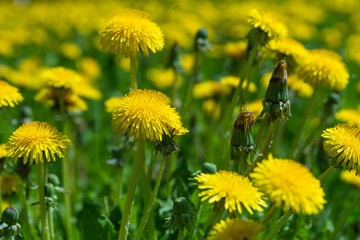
(6, 121, 71, 164)
(322, 124, 360, 174)
(208, 218, 263, 240)
(112, 89, 187, 142)
(250, 154, 326, 215)
(340, 170, 360, 188)
(0, 80, 23, 108)
(43, 67, 82, 89)
(297, 49, 349, 91)
(248, 9, 288, 39)
(335, 109, 360, 128)
(266, 37, 308, 61)
(193, 81, 230, 99)
(105, 96, 122, 113)
(99, 9, 164, 58)
(194, 170, 267, 214)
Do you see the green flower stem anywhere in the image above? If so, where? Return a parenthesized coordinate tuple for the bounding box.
(37, 164, 48, 240)
(135, 154, 167, 240)
(330, 193, 360, 240)
(19, 181, 32, 240)
(113, 167, 124, 205)
(189, 196, 202, 239)
(245, 119, 279, 176)
(130, 56, 137, 90)
(172, 71, 180, 109)
(266, 209, 292, 240)
(202, 206, 224, 236)
(178, 228, 184, 240)
(318, 165, 335, 182)
(181, 50, 201, 117)
(289, 88, 320, 158)
(261, 205, 277, 224)
(48, 208, 55, 240)
(118, 140, 144, 240)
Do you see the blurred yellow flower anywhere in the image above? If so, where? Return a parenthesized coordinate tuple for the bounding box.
(208, 218, 263, 240)
(193, 81, 230, 99)
(202, 99, 221, 120)
(251, 154, 325, 215)
(181, 54, 194, 73)
(223, 41, 247, 59)
(246, 100, 263, 117)
(248, 9, 287, 39)
(146, 68, 182, 89)
(6, 121, 71, 164)
(99, 9, 164, 57)
(287, 75, 313, 98)
(112, 89, 187, 142)
(322, 124, 360, 174)
(72, 77, 102, 100)
(79, 57, 101, 80)
(266, 38, 308, 61)
(340, 170, 360, 188)
(1, 174, 20, 196)
(0, 80, 23, 108)
(336, 109, 360, 128)
(60, 42, 82, 60)
(105, 96, 122, 113)
(194, 170, 267, 214)
(43, 67, 82, 89)
(297, 49, 349, 91)
(220, 76, 257, 93)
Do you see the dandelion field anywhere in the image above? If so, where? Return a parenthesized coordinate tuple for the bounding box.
(1, 0, 360, 239)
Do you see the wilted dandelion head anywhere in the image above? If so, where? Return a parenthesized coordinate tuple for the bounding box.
(112, 89, 187, 142)
(194, 170, 267, 214)
(208, 218, 263, 240)
(43, 67, 82, 89)
(99, 9, 164, 58)
(340, 170, 360, 188)
(322, 124, 360, 174)
(6, 121, 71, 164)
(250, 154, 326, 215)
(297, 49, 349, 91)
(0, 80, 24, 108)
(248, 9, 288, 39)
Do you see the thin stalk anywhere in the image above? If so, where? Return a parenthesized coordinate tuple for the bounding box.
(261, 205, 277, 224)
(130, 56, 137, 90)
(245, 119, 279, 176)
(113, 167, 124, 205)
(289, 88, 319, 158)
(202, 206, 224, 235)
(188, 198, 202, 239)
(48, 208, 55, 239)
(37, 164, 48, 240)
(318, 165, 335, 182)
(19, 181, 32, 240)
(135, 155, 167, 240)
(330, 193, 360, 240)
(118, 141, 145, 240)
(178, 229, 184, 240)
(266, 209, 292, 240)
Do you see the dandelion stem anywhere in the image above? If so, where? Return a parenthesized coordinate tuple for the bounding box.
(47, 207, 55, 240)
(289, 88, 319, 158)
(261, 205, 277, 224)
(245, 119, 279, 176)
(19, 181, 32, 240)
(135, 154, 167, 240)
(318, 165, 335, 182)
(266, 209, 292, 240)
(118, 140, 144, 240)
(178, 228, 184, 240)
(37, 164, 48, 240)
(189, 195, 202, 239)
(130, 56, 137, 90)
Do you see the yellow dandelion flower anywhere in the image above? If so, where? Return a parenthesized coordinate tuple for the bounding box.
(248, 9, 288, 39)
(181, 54, 194, 73)
(99, 9, 164, 58)
(203, 99, 221, 120)
(208, 218, 263, 240)
(112, 89, 187, 142)
(35, 88, 88, 113)
(251, 154, 326, 215)
(340, 170, 360, 188)
(0, 80, 23, 108)
(224, 41, 247, 59)
(193, 81, 230, 99)
(246, 99, 263, 117)
(287, 75, 313, 98)
(0, 144, 7, 158)
(322, 124, 360, 174)
(79, 57, 101, 80)
(1, 174, 20, 196)
(60, 42, 82, 60)
(146, 68, 181, 89)
(336, 109, 360, 128)
(72, 77, 102, 100)
(297, 49, 349, 91)
(6, 121, 71, 164)
(266, 38, 308, 61)
(220, 76, 257, 93)
(194, 171, 267, 214)
(105, 96, 122, 113)
(43, 67, 82, 89)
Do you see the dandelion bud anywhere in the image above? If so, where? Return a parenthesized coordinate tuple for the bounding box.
(194, 28, 210, 52)
(155, 134, 180, 156)
(201, 162, 217, 174)
(259, 60, 291, 120)
(169, 197, 193, 231)
(230, 109, 256, 161)
(1, 207, 19, 226)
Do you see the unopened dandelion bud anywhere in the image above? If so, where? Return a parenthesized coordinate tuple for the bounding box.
(259, 60, 291, 120)
(201, 162, 217, 174)
(155, 134, 180, 156)
(1, 207, 19, 226)
(230, 110, 256, 161)
(174, 197, 189, 215)
(194, 28, 210, 52)
(166, 197, 193, 231)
